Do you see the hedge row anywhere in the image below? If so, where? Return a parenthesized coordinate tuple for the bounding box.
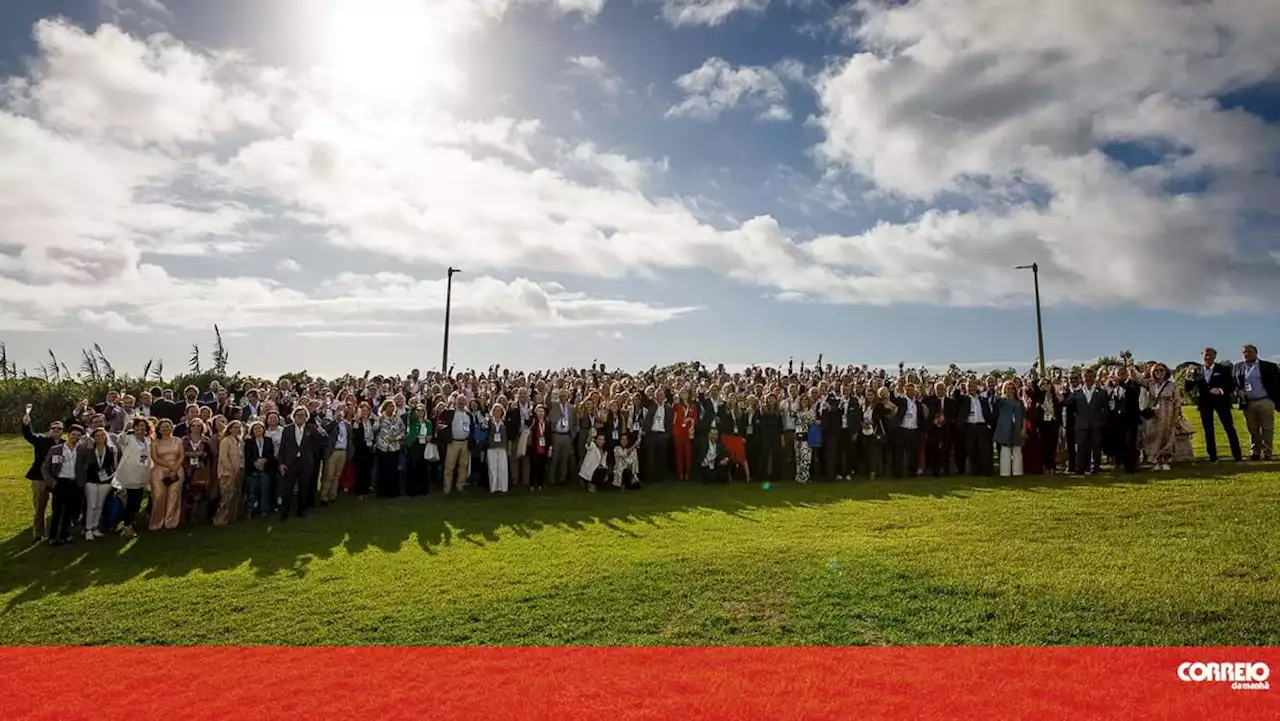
(0, 372, 239, 434)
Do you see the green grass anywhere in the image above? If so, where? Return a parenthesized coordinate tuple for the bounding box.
(0, 414, 1277, 646)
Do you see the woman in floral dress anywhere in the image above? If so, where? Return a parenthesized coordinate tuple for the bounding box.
(793, 395, 817, 484)
(1134, 361, 1181, 470)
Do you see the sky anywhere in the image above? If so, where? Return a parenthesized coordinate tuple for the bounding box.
(0, 0, 1278, 378)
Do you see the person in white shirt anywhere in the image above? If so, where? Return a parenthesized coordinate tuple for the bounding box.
(41, 425, 84, 545)
(487, 404, 510, 494)
(578, 433, 609, 493)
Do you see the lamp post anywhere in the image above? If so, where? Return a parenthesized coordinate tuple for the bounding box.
(1015, 263, 1046, 376)
(442, 267, 461, 374)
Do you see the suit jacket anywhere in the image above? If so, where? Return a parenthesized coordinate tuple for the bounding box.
(150, 398, 176, 423)
(692, 436, 731, 470)
(323, 419, 351, 457)
(1106, 381, 1143, 427)
(696, 396, 722, 435)
(1233, 360, 1280, 407)
(546, 400, 576, 435)
(23, 423, 57, 482)
(278, 423, 324, 477)
(1067, 386, 1109, 430)
(243, 435, 278, 475)
(1185, 362, 1235, 408)
(818, 397, 843, 434)
(923, 394, 954, 431)
(76, 443, 120, 488)
(641, 401, 674, 435)
(952, 392, 996, 430)
(892, 396, 931, 430)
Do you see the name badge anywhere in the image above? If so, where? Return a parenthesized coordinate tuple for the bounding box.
(98, 468, 109, 482)
(1245, 382, 1254, 393)
(189, 457, 199, 467)
(538, 436, 547, 449)
(52, 453, 63, 466)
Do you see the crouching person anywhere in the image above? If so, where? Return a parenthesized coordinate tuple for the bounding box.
(613, 433, 641, 489)
(695, 428, 736, 484)
(578, 433, 609, 493)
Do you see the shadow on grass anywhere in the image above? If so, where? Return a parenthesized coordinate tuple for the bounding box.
(0, 458, 1272, 610)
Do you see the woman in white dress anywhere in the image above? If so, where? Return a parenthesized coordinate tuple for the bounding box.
(115, 417, 152, 538)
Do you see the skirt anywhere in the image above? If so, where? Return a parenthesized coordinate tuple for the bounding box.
(723, 434, 747, 465)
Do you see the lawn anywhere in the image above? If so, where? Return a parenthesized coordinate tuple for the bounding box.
(0, 416, 1277, 646)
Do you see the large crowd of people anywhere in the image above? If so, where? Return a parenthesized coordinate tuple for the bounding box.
(20, 344, 1280, 546)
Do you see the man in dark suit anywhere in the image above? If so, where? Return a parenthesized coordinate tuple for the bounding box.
(953, 378, 995, 475)
(693, 427, 734, 484)
(1184, 347, 1242, 462)
(923, 381, 953, 476)
(1068, 368, 1108, 475)
(891, 384, 930, 478)
(819, 392, 844, 480)
(277, 407, 325, 520)
(640, 389, 673, 483)
(836, 385, 860, 479)
(1106, 367, 1142, 473)
(149, 387, 175, 424)
(1233, 344, 1280, 460)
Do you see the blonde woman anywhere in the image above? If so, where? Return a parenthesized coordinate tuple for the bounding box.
(994, 381, 1026, 477)
(486, 403, 510, 494)
(148, 418, 185, 531)
(214, 420, 245, 526)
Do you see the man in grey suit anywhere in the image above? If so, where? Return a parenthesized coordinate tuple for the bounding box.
(1067, 368, 1108, 475)
(546, 388, 576, 485)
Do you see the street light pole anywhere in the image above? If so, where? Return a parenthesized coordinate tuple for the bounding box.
(442, 267, 461, 374)
(1015, 263, 1047, 376)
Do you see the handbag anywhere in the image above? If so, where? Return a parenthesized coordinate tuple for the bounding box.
(807, 425, 822, 447)
(423, 442, 440, 462)
(516, 427, 531, 458)
(103, 492, 124, 529)
(1177, 415, 1195, 435)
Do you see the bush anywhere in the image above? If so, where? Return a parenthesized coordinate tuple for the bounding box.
(0, 372, 241, 433)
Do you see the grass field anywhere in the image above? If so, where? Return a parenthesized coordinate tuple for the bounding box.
(1, 415, 1277, 646)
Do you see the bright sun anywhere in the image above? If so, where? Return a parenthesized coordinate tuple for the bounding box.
(317, 0, 464, 102)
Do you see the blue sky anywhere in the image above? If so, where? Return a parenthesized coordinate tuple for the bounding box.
(0, 0, 1278, 378)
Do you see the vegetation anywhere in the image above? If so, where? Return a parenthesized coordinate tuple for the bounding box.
(0, 415, 1275, 646)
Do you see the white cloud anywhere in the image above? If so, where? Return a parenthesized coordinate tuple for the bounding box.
(1, 2, 1276, 368)
(659, 0, 769, 27)
(811, 0, 1280, 310)
(78, 308, 150, 332)
(275, 258, 302, 272)
(667, 57, 800, 122)
(296, 331, 406, 339)
(567, 55, 625, 95)
(562, 142, 667, 190)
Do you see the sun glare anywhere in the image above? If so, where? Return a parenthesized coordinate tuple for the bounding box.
(317, 0, 464, 102)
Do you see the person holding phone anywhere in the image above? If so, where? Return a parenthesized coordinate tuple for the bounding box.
(22, 405, 62, 542)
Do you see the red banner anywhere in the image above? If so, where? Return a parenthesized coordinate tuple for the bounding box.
(0, 647, 1273, 719)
